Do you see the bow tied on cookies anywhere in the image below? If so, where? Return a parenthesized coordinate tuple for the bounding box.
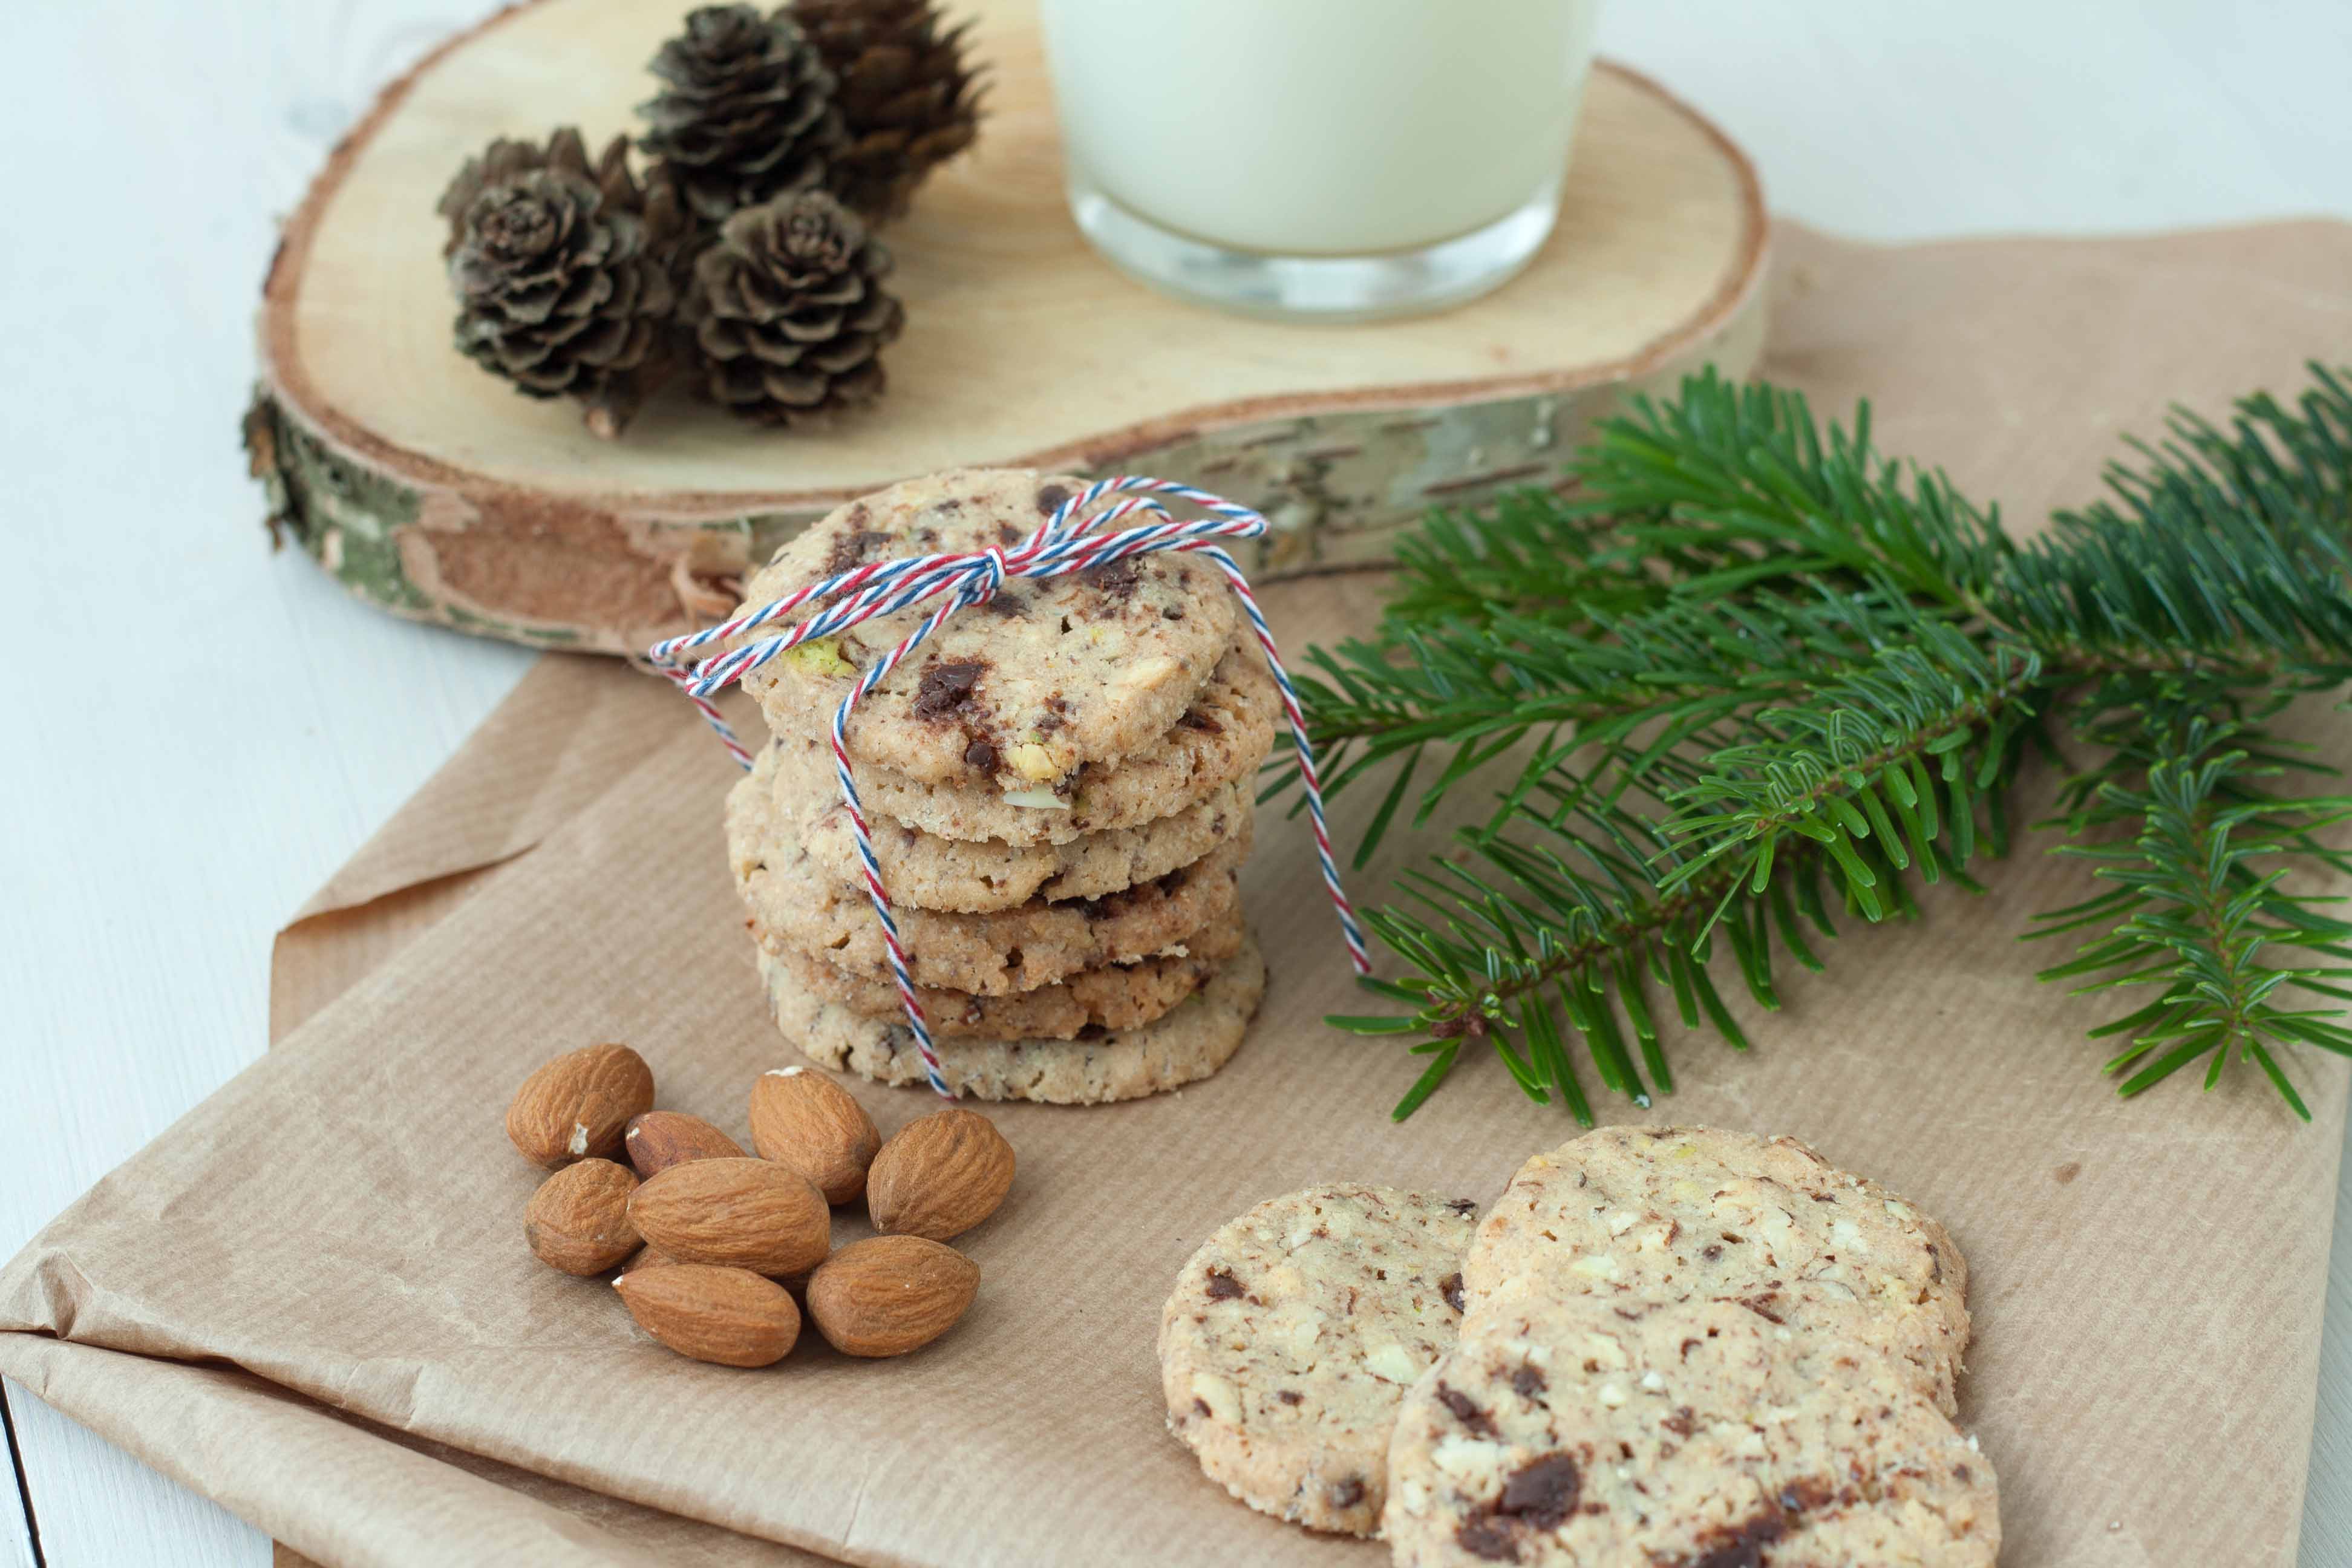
(652, 473, 1368, 1098)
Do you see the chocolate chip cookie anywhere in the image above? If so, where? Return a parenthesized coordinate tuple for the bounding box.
(734, 469, 1238, 792)
(764, 932, 1266, 1103)
(1160, 1186, 1480, 1537)
(1464, 1126, 1971, 1415)
(1383, 1295, 1998, 1566)
(795, 763, 1255, 913)
(759, 624, 1278, 848)
(763, 905, 1247, 1039)
(730, 760, 1244, 993)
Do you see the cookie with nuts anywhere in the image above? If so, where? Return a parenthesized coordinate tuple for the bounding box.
(734, 468, 1238, 793)
(1158, 1184, 1481, 1537)
(756, 626, 1278, 848)
(1463, 1126, 1971, 1415)
(763, 904, 1246, 1039)
(1382, 1294, 1998, 1566)
(780, 738, 1255, 913)
(729, 762, 1245, 994)
(765, 930, 1264, 1103)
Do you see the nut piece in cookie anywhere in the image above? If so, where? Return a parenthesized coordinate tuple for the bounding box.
(1158, 1184, 1480, 1537)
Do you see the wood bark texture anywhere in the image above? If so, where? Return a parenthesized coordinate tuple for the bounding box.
(248, 0, 1768, 654)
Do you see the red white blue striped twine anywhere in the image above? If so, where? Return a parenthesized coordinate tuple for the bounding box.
(647, 475, 1371, 1099)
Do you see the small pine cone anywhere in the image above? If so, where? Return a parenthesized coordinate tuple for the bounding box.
(639, 5, 846, 231)
(787, 0, 982, 222)
(443, 132, 686, 438)
(439, 128, 689, 268)
(685, 190, 905, 426)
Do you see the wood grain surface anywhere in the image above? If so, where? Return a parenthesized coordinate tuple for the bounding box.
(253, 0, 1766, 652)
(8, 1, 2352, 1565)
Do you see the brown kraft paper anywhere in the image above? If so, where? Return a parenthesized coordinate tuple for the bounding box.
(6, 220, 2351, 1568)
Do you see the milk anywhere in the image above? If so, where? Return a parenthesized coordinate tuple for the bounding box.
(1039, 0, 1602, 258)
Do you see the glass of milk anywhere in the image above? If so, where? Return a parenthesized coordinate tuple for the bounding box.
(1037, 0, 1604, 322)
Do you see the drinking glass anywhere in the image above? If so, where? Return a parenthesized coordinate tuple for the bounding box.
(1037, 0, 1605, 321)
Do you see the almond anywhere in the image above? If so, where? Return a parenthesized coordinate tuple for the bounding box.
(506, 1044, 655, 1168)
(524, 1158, 640, 1275)
(629, 1157, 830, 1276)
(615, 1264, 800, 1367)
(805, 1236, 979, 1357)
(867, 1108, 1015, 1242)
(749, 1067, 881, 1204)
(622, 1243, 688, 1273)
(624, 1111, 745, 1178)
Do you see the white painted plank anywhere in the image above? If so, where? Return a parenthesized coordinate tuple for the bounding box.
(3, 1387, 38, 1568)
(1599, 0, 2352, 241)
(2, 4, 517, 1567)
(5, 1381, 262, 1568)
(2307, 1116, 2352, 1567)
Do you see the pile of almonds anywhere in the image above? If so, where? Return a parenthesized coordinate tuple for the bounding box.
(507, 1043, 1012, 1367)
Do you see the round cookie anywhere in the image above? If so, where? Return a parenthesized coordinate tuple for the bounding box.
(801, 769, 1255, 913)
(1159, 1186, 1479, 1537)
(765, 907, 1247, 1039)
(1464, 1126, 1970, 1414)
(734, 469, 1239, 791)
(763, 932, 1267, 1103)
(1387, 1296, 1997, 1566)
(1383, 1295, 1998, 1566)
(760, 626, 1278, 847)
(730, 762, 1245, 994)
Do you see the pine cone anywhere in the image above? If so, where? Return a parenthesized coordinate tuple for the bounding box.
(787, 0, 981, 221)
(442, 131, 686, 438)
(639, 5, 845, 230)
(684, 190, 905, 426)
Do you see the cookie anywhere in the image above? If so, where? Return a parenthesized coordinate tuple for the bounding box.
(1383, 1294, 1997, 1566)
(1158, 1186, 1480, 1537)
(760, 625, 1278, 848)
(763, 906, 1247, 1039)
(762, 932, 1267, 1102)
(799, 765, 1256, 913)
(734, 469, 1239, 791)
(1463, 1126, 1970, 1414)
(730, 762, 1245, 993)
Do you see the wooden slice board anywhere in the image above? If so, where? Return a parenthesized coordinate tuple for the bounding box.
(247, 0, 1768, 654)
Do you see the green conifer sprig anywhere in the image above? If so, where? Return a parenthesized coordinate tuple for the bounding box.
(1298, 365, 2352, 1122)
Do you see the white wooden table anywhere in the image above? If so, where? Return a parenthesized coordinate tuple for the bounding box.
(5, 2, 2350, 1563)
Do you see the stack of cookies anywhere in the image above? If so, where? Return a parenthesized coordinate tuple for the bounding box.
(1160, 1127, 2001, 1564)
(723, 468, 1274, 1104)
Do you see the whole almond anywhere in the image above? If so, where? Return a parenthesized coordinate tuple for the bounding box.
(622, 1243, 688, 1273)
(806, 1236, 979, 1357)
(749, 1067, 881, 1204)
(615, 1264, 800, 1367)
(867, 1108, 1015, 1242)
(524, 1158, 640, 1275)
(624, 1111, 745, 1178)
(506, 1044, 655, 1168)
(629, 1157, 830, 1276)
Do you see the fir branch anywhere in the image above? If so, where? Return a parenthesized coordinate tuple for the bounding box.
(1307, 362, 2352, 1122)
(1295, 578, 1969, 857)
(1573, 367, 2013, 606)
(2026, 718, 2352, 1119)
(1655, 626, 2042, 926)
(1322, 622, 2039, 1118)
(1380, 487, 1667, 629)
(1984, 367, 2352, 680)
